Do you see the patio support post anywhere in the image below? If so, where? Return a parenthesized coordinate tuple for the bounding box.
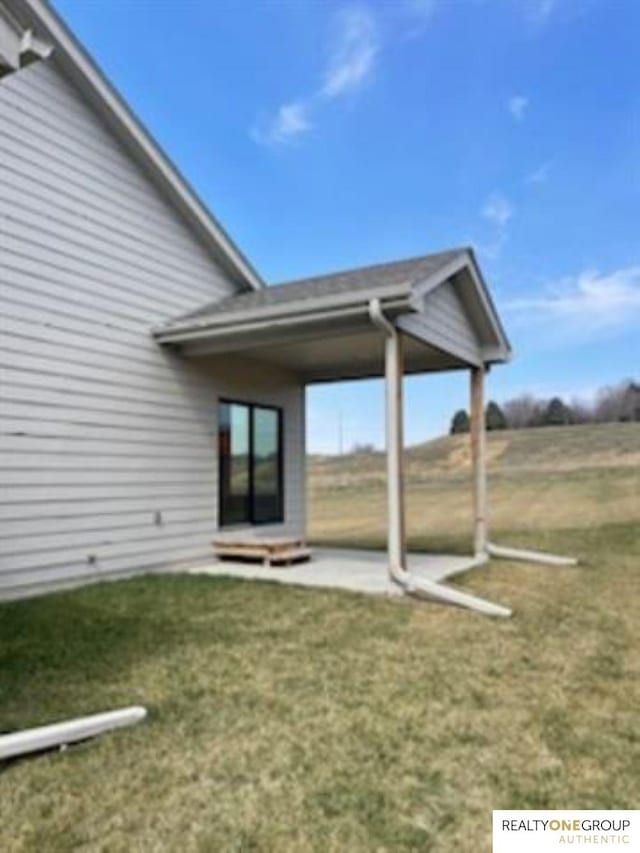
(384, 328, 407, 572)
(470, 365, 488, 556)
(469, 365, 577, 568)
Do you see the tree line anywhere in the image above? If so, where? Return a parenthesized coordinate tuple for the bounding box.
(450, 379, 640, 434)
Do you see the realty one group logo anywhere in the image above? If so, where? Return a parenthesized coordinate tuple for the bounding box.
(493, 811, 638, 852)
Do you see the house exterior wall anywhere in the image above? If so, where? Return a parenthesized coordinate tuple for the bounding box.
(0, 59, 304, 600)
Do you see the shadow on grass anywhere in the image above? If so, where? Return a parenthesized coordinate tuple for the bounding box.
(0, 572, 407, 733)
(0, 574, 257, 730)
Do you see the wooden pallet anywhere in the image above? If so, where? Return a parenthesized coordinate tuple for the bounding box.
(212, 536, 311, 568)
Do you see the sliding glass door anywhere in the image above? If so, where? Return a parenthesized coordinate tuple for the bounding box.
(218, 400, 283, 527)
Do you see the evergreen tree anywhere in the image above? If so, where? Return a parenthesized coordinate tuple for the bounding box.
(544, 397, 571, 426)
(450, 409, 470, 434)
(485, 400, 507, 430)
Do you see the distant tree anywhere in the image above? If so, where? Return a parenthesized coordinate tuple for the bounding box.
(620, 382, 640, 422)
(485, 400, 507, 431)
(568, 398, 592, 425)
(450, 409, 470, 434)
(594, 384, 619, 422)
(493, 378, 639, 433)
(543, 397, 572, 426)
(595, 380, 640, 423)
(504, 394, 543, 429)
(350, 442, 377, 455)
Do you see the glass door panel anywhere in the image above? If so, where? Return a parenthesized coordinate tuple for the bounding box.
(219, 402, 250, 525)
(252, 406, 282, 524)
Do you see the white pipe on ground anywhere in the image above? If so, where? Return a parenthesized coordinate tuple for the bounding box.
(405, 553, 511, 618)
(488, 543, 577, 567)
(368, 298, 511, 618)
(0, 706, 147, 761)
(468, 368, 577, 569)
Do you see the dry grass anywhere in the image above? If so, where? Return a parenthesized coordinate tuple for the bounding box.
(309, 422, 640, 552)
(0, 423, 639, 851)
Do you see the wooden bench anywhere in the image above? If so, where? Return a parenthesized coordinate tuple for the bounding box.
(212, 536, 311, 568)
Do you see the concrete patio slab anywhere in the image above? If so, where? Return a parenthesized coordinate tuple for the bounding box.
(186, 548, 476, 596)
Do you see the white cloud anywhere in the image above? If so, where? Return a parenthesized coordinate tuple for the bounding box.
(508, 95, 529, 121)
(321, 5, 379, 99)
(251, 100, 312, 146)
(506, 267, 640, 334)
(476, 193, 514, 260)
(400, 0, 437, 39)
(525, 162, 551, 185)
(528, 0, 556, 24)
(253, 4, 378, 146)
(482, 193, 514, 228)
(477, 232, 508, 261)
(253, 0, 440, 147)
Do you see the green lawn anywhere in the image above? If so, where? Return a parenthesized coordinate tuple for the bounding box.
(1, 424, 639, 851)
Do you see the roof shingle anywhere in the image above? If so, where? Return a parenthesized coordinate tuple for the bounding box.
(163, 248, 466, 327)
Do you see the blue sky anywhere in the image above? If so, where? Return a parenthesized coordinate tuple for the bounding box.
(55, 0, 639, 453)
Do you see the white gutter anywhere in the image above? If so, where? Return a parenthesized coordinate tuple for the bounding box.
(368, 298, 511, 618)
(153, 284, 414, 339)
(154, 294, 413, 345)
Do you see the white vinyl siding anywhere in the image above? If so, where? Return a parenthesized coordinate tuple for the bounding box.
(0, 60, 304, 600)
(398, 279, 482, 366)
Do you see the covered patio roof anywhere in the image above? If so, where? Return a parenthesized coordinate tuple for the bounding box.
(153, 247, 511, 382)
(154, 246, 525, 617)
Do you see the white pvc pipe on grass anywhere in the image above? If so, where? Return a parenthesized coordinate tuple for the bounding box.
(487, 542, 577, 567)
(403, 555, 512, 618)
(0, 706, 147, 761)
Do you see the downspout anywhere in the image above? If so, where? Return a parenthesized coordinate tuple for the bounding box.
(368, 298, 511, 618)
(368, 298, 412, 590)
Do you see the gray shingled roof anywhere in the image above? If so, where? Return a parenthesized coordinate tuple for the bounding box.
(162, 248, 466, 328)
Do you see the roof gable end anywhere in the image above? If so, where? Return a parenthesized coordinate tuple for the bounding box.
(410, 249, 512, 363)
(3, 0, 263, 293)
(0, 0, 51, 76)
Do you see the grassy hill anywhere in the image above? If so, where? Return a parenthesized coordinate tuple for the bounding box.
(308, 422, 640, 553)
